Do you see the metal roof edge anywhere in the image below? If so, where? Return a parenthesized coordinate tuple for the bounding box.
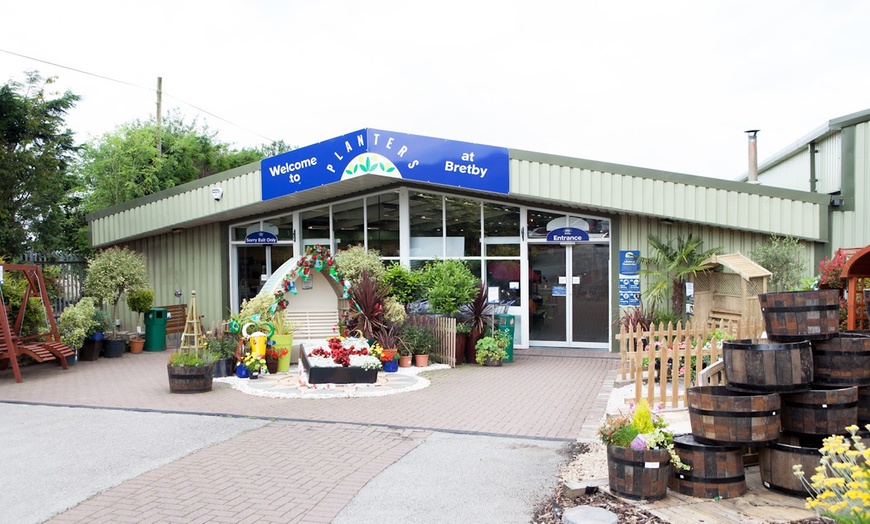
(509, 148, 830, 205)
(86, 160, 261, 222)
(740, 107, 870, 180)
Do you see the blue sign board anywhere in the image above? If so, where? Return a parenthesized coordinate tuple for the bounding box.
(260, 128, 510, 201)
(545, 227, 589, 242)
(619, 250, 640, 275)
(619, 250, 641, 307)
(245, 231, 278, 244)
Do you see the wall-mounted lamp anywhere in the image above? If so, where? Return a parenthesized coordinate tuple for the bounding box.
(831, 198, 845, 207)
(211, 187, 223, 201)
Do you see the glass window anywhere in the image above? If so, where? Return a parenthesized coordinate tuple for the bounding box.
(367, 192, 400, 257)
(332, 199, 365, 251)
(232, 222, 258, 242)
(445, 196, 481, 257)
(484, 202, 520, 258)
(409, 191, 443, 258)
(301, 207, 330, 249)
(267, 215, 294, 241)
(486, 259, 521, 306)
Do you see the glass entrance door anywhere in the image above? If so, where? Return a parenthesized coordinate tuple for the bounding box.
(529, 243, 609, 347)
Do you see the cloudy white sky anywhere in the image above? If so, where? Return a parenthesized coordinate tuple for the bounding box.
(2, 1, 869, 180)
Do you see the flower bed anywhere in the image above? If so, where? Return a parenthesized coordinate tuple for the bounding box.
(299, 337, 381, 385)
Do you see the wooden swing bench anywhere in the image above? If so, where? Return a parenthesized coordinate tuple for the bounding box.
(0, 264, 75, 383)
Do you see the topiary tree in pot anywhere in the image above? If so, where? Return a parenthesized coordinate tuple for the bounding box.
(83, 247, 149, 356)
(126, 288, 154, 352)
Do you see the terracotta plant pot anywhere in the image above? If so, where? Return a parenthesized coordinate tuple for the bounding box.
(414, 354, 429, 367)
(129, 338, 145, 354)
(398, 355, 413, 368)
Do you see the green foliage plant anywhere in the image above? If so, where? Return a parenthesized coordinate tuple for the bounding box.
(83, 246, 149, 338)
(400, 324, 438, 356)
(422, 259, 478, 316)
(474, 332, 508, 364)
(383, 262, 423, 306)
(640, 234, 720, 319)
(749, 235, 806, 291)
(1, 272, 48, 336)
(334, 245, 385, 284)
(168, 349, 215, 367)
(57, 297, 99, 349)
(126, 288, 154, 336)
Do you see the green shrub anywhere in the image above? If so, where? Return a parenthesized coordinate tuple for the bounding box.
(422, 259, 477, 316)
(58, 297, 99, 349)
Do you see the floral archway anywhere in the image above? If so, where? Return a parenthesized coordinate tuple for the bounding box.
(269, 244, 350, 314)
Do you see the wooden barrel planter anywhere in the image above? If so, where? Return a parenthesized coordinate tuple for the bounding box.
(167, 364, 215, 393)
(859, 385, 870, 424)
(688, 386, 781, 445)
(780, 385, 858, 436)
(759, 434, 821, 497)
(758, 289, 840, 342)
(811, 332, 870, 386)
(723, 339, 813, 393)
(669, 434, 746, 499)
(606, 445, 672, 500)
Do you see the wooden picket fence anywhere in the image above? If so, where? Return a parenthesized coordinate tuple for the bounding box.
(406, 314, 458, 367)
(615, 318, 765, 408)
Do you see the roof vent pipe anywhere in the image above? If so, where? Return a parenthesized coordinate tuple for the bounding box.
(746, 129, 760, 184)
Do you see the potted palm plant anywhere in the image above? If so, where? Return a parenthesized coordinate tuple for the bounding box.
(464, 282, 489, 364)
(83, 247, 149, 357)
(126, 288, 154, 353)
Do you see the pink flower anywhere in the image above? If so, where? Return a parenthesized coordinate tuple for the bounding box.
(630, 434, 648, 450)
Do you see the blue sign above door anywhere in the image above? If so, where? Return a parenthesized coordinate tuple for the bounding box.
(245, 231, 278, 244)
(260, 129, 510, 201)
(545, 227, 590, 242)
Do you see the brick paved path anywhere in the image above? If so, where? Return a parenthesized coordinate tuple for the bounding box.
(1, 349, 619, 523)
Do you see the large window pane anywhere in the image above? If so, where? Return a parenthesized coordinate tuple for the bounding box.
(266, 215, 294, 241)
(445, 196, 481, 257)
(484, 202, 520, 239)
(333, 199, 365, 250)
(232, 222, 258, 242)
(301, 207, 330, 249)
(410, 191, 443, 258)
(367, 192, 400, 257)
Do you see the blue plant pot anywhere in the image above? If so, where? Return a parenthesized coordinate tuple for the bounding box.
(383, 360, 398, 373)
(235, 363, 250, 378)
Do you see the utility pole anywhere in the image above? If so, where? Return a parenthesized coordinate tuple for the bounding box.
(156, 76, 163, 155)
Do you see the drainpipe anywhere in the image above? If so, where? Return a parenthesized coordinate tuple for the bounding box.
(746, 130, 760, 184)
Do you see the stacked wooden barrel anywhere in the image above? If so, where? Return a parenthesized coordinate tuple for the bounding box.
(677, 289, 867, 499)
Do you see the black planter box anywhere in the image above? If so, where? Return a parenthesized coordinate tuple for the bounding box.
(300, 350, 377, 384)
(213, 358, 233, 378)
(102, 338, 126, 358)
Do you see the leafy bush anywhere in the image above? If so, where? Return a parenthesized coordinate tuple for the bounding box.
(57, 297, 99, 349)
(83, 246, 149, 336)
(750, 235, 806, 291)
(383, 262, 423, 306)
(334, 245, 385, 284)
(401, 324, 438, 356)
(421, 259, 477, 316)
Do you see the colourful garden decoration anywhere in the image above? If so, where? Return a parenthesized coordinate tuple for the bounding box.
(270, 244, 350, 313)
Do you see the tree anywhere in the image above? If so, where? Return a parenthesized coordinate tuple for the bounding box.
(78, 110, 276, 213)
(640, 234, 721, 317)
(0, 72, 81, 258)
(749, 235, 806, 291)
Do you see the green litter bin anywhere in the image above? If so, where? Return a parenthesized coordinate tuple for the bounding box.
(144, 308, 168, 351)
(495, 314, 515, 362)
